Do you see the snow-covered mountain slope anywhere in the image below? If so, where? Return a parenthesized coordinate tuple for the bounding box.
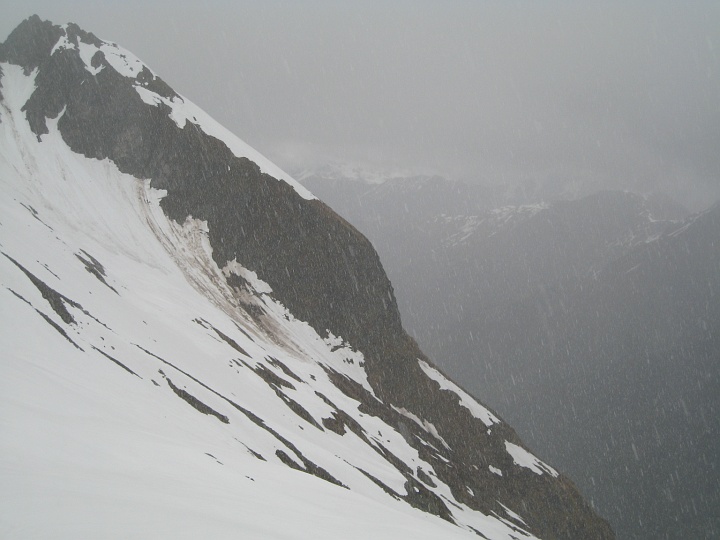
(0, 65, 479, 539)
(0, 17, 612, 539)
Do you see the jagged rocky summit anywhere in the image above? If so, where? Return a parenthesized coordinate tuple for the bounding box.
(0, 16, 613, 539)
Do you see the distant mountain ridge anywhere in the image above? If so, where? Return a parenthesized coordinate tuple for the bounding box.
(305, 168, 720, 539)
(0, 16, 613, 539)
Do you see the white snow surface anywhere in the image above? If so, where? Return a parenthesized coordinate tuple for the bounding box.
(489, 465, 503, 476)
(0, 62, 538, 540)
(393, 406, 451, 450)
(418, 359, 499, 427)
(504, 442, 559, 477)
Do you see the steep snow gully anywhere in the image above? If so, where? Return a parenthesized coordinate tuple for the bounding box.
(0, 17, 613, 539)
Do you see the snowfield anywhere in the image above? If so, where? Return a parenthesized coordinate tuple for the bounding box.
(0, 57, 542, 539)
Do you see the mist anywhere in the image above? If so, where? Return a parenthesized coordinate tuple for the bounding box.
(3, 5, 720, 538)
(2, 1, 719, 209)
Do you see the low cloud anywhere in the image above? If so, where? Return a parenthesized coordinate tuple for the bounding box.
(3, 1, 719, 209)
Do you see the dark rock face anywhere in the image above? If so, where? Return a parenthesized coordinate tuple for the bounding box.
(0, 15, 63, 73)
(0, 17, 614, 539)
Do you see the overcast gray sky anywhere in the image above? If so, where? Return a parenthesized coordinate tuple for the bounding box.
(2, 1, 719, 209)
